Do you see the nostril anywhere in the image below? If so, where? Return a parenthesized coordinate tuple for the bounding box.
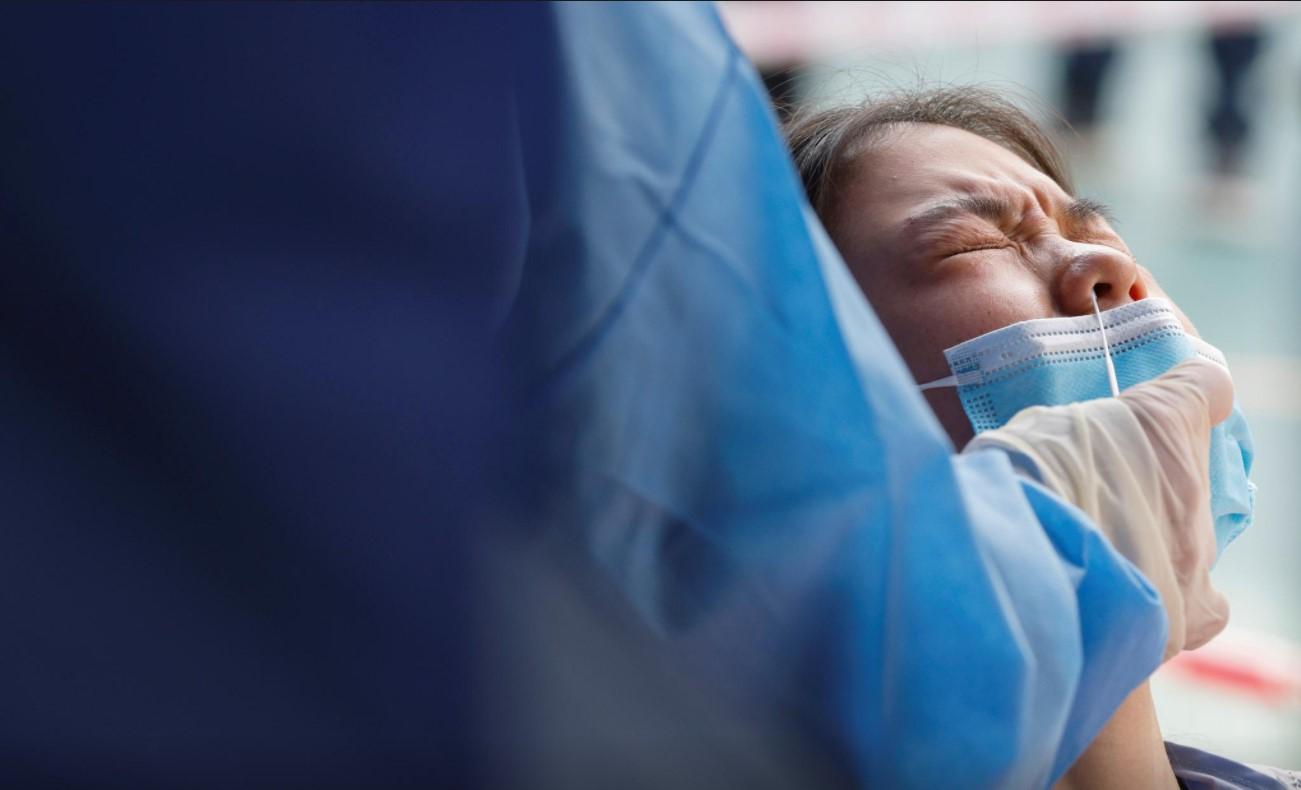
(1093, 283, 1111, 300)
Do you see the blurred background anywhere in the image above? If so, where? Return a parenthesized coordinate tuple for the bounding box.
(720, 0, 1301, 769)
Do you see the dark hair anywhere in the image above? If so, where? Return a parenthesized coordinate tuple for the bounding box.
(784, 87, 1072, 228)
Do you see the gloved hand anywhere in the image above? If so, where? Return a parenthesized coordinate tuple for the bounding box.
(966, 359, 1234, 660)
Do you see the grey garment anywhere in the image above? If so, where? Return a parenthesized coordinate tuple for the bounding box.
(1168, 742, 1301, 790)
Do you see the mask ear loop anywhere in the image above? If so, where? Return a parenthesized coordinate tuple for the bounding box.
(918, 374, 958, 391)
(1092, 291, 1121, 397)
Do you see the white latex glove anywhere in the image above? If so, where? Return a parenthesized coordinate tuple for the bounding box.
(966, 359, 1234, 660)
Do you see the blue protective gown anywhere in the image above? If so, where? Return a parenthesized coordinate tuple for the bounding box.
(0, 2, 1166, 788)
(503, 3, 1170, 788)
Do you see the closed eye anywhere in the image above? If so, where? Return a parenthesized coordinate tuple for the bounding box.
(941, 241, 1013, 259)
(921, 221, 1013, 262)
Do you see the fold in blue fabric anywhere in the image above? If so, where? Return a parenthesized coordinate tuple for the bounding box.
(505, 3, 1170, 787)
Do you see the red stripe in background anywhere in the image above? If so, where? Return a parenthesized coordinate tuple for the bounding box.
(1165, 643, 1301, 706)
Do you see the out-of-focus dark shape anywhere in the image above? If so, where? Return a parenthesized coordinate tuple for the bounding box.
(1061, 41, 1119, 134)
(1206, 26, 1264, 177)
(0, 4, 531, 787)
(761, 64, 805, 120)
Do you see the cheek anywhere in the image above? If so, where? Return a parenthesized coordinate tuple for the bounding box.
(874, 274, 1051, 375)
(924, 389, 976, 448)
(1140, 272, 1201, 338)
(848, 243, 1057, 390)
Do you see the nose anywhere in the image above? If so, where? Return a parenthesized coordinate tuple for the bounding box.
(1053, 242, 1148, 316)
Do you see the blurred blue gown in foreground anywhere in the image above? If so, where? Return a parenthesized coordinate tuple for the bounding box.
(506, 4, 1169, 788)
(0, 2, 1167, 788)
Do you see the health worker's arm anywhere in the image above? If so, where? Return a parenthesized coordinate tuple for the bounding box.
(502, 4, 1180, 788)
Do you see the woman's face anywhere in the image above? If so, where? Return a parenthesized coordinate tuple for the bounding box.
(827, 122, 1187, 446)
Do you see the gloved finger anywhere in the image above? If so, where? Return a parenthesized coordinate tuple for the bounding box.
(1183, 583, 1230, 651)
(1124, 358, 1234, 427)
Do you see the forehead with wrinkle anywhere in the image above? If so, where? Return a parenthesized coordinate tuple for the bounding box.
(834, 124, 1069, 237)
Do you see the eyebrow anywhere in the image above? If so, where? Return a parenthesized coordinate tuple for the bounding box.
(903, 194, 1116, 233)
(1063, 197, 1116, 225)
(903, 195, 1013, 232)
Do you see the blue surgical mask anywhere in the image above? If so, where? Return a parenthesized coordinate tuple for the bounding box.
(919, 297, 1255, 560)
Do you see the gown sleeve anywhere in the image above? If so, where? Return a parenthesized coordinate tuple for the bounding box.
(503, 3, 1170, 787)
